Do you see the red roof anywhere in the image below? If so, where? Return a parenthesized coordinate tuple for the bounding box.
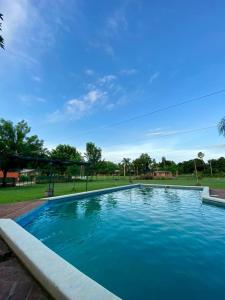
(0, 171, 19, 179)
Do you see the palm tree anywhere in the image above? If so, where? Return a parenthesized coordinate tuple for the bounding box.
(198, 152, 204, 160)
(162, 156, 166, 169)
(0, 14, 4, 49)
(198, 151, 205, 174)
(121, 158, 131, 177)
(218, 117, 225, 137)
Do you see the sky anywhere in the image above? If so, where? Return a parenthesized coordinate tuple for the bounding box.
(0, 0, 225, 162)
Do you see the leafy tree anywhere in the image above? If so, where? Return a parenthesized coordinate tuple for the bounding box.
(0, 14, 4, 49)
(51, 144, 82, 175)
(177, 159, 203, 174)
(98, 160, 118, 175)
(161, 156, 166, 169)
(218, 117, 225, 137)
(205, 157, 225, 175)
(0, 119, 44, 186)
(133, 153, 152, 175)
(85, 142, 102, 176)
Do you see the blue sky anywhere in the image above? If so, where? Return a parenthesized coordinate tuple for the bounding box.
(0, 0, 225, 162)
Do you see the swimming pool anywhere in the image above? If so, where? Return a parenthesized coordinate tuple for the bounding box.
(20, 186, 225, 300)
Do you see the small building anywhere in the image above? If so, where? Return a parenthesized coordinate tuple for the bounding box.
(152, 171, 172, 178)
(0, 170, 19, 180)
(0, 170, 19, 186)
(19, 169, 36, 177)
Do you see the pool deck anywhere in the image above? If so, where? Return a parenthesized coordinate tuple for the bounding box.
(0, 200, 50, 300)
(210, 189, 225, 199)
(0, 237, 51, 299)
(0, 200, 46, 219)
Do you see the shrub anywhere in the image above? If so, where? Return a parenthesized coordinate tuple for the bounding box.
(135, 174, 154, 180)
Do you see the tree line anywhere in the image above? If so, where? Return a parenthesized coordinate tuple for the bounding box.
(1, 118, 225, 186)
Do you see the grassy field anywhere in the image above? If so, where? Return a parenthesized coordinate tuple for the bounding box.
(0, 176, 225, 204)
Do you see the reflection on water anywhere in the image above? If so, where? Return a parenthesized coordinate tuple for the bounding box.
(23, 187, 225, 300)
(82, 196, 102, 216)
(105, 194, 118, 208)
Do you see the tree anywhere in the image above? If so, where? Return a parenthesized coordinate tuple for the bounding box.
(161, 156, 166, 169)
(85, 142, 102, 176)
(218, 117, 225, 137)
(98, 160, 118, 175)
(132, 153, 152, 175)
(121, 158, 131, 176)
(51, 144, 82, 175)
(0, 14, 4, 49)
(198, 152, 205, 160)
(0, 119, 44, 186)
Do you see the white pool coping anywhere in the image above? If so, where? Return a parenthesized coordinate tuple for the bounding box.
(1, 183, 225, 300)
(141, 183, 225, 206)
(43, 183, 141, 202)
(0, 219, 121, 300)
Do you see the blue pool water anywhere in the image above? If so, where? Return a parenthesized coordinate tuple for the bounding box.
(22, 187, 225, 299)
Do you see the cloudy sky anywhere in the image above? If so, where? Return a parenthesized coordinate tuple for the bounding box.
(0, 0, 225, 162)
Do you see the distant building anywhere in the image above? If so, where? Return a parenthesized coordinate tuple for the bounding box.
(0, 169, 36, 181)
(152, 171, 172, 178)
(20, 169, 36, 177)
(0, 170, 19, 180)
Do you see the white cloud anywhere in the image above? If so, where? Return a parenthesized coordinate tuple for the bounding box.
(120, 69, 137, 75)
(88, 40, 115, 56)
(146, 126, 216, 138)
(102, 141, 225, 163)
(0, 0, 69, 67)
(32, 76, 41, 82)
(1, 0, 28, 46)
(149, 72, 160, 84)
(88, 4, 129, 56)
(48, 89, 107, 122)
(19, 94, 46, 104)
(85, 69, 95, 76)
(106, 7, 128, 37)
(98, 75, 117, 84)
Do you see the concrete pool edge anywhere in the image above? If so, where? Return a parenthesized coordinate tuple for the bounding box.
(141, 183, 225, 207)
(0, 219, 121, 300)
(16, 183, 141, 226)
(1, 184, 142, 300)
(201, 186, 225, 207)
(16, 183, 225, 226)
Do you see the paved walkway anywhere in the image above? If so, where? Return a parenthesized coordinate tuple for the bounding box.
(0, 200, 46, 219)
(0, 200, 51, 299)
(210, 189, 225, 199)
(0, 238, 51, 300)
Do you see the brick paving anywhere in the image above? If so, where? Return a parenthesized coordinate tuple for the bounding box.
(210, 189, 225, 199)
(0, 238, 52, 300)
(0, 201, 51, 299)
(0, 200, 46, 219)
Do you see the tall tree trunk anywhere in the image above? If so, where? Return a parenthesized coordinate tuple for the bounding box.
(2, 169, 8, 187)
(194, 160, 199, 184)
(209, 160, 213, 176)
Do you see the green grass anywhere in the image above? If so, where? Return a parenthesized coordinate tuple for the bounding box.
(0, 176, 225, 204)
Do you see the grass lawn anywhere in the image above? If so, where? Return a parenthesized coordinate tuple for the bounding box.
(0, 176, 224, 204)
